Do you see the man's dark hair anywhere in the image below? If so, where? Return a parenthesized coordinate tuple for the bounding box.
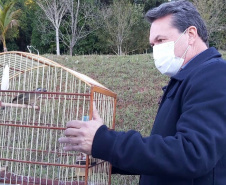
(145, 0, 208, 45)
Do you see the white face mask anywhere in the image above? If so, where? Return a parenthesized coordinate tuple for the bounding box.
(153, 30, 189, 77)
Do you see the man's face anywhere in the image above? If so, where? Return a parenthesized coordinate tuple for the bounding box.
(149, 15, 188, 59)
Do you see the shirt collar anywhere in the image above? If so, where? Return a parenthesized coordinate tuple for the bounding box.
(181, 50, 206, 70)
(172, 47, 222, 81)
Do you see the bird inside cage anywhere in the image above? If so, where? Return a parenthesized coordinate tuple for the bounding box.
(1, 87, 47, 110)
(11, 87, 47, 105)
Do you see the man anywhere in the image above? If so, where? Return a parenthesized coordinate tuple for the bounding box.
(59, 1, 226, 184)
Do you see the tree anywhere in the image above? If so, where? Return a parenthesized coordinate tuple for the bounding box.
(60, 0, 100, 56)
(193, 0, 226, 48)
(31, 6, 57, 54)
(0, 1, 20, 52)
(36, 0, 67, 55)
(124, 17, 150, 55)
(14, 0, 37, 52)
(101, 0, 144, 55)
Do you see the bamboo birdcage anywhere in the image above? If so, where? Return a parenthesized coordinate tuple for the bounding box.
(0, 51, 117, 185)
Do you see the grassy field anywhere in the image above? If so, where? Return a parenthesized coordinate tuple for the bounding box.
(44, 50, 226, 185)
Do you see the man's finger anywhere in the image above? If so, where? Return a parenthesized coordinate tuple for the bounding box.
(66, 120, 83, 128)
(59, 136, 81, 144)
(58, 137, 83, 152)
(64, 128, 81, 136)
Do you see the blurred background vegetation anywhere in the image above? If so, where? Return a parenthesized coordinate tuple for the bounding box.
(0, 0, 225, 55)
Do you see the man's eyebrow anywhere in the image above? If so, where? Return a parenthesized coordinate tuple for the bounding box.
(150, 35, 166, 46)
(154, 35, 167, 41)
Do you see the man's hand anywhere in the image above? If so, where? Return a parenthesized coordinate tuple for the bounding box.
(58, 104, 103, 155)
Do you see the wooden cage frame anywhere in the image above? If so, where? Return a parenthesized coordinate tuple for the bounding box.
(0, 51, 117, 185)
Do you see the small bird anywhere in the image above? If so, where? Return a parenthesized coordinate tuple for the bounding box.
(11, 87, 47, 106)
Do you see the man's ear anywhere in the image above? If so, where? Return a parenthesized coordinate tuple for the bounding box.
(187, 26, 198, 45)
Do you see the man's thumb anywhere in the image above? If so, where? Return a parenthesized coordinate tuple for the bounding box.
(92, 102, 101, 121)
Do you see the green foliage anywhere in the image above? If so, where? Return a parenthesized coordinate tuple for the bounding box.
(59, 0, 101, 56)
(0, 0, 21, 51)
(124, 14, 150, 54)
(209, 31, 226, 50)
(30, 7, 56, 54)
(100, 0, 148, 55)
(193, 0, 226, 49)
(73, 32, 108, 55)
(6, 38, 19, 50)
(16, 0, 35, 51)
(142, 0, 169, 12)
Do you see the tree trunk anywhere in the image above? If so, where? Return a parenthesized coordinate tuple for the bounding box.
(2, 35, 7, 52)
(119, 44, 122, 55)
(56, 28, 60, 55)
(69, 41, 73, 56)
(117, 44, 122, 55)
(117, 45, 120, 55)
(69, 47, 73, 56)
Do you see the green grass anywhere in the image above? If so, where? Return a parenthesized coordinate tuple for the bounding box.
(44, 50, 226, 185)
